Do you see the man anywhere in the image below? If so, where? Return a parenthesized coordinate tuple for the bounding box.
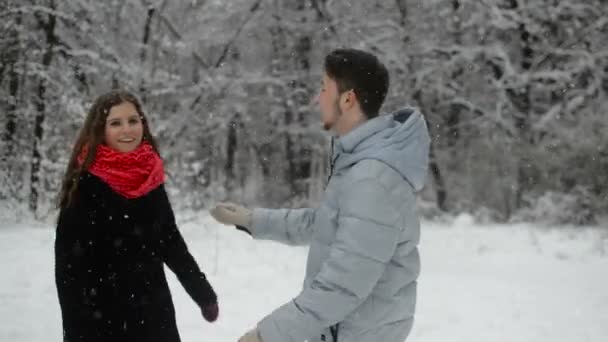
(211, 48, 430, 342)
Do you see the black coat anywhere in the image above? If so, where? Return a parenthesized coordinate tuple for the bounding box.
(55, 173, 216, 342)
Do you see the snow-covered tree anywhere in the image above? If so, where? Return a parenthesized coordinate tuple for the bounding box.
(1, 0, 606, 223)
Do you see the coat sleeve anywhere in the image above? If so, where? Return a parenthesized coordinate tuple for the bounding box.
(54, 200, 106, 341)
(160, 188, 217, 307)
(257, 177, 409, 342)
(248, 208, 316, 246)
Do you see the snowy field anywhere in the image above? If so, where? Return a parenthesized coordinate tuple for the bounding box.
(1, 213, 607, 342)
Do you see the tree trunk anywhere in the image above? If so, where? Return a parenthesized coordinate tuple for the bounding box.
(399, 2, 448, 212)
(394, 0, 408, 27)
(139, 5, 156, 100)
(30, 0, 58, 213)
(2, 11, 21, 169)
(414, 91, 448, 211)
(513, 21, 534, 210)
(284, 33, 313, 195)
(225, 115, 239, 191)
(447, 0, 462, 147)
(0, 10, 21, 201)
(429, 143, 448, 211)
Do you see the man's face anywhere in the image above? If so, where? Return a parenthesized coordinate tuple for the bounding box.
(317, 73, 342, 131)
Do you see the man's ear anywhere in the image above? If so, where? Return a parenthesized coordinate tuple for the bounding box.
(341, 90, 356, 109)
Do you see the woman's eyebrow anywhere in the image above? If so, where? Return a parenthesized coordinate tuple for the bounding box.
(106, 114, 139, 121)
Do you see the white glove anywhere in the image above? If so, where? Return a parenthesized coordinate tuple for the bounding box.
(238, 329, 262, 342)
(210, 202, 252, 228)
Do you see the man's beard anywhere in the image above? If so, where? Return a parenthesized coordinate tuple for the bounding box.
(323, 100, 342, 130)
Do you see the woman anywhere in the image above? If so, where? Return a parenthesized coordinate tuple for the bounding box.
(55, 90, 218, 342)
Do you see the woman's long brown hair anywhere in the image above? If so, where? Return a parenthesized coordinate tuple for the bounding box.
(57, 90, 160, 210)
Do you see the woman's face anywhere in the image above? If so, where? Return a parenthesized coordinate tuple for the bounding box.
(103, 102, 144, 153)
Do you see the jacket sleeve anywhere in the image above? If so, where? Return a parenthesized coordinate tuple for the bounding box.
(248, 208, 316, 245)
(257, 177, 409, 342)
(160, 189, 217, 307)
(54, 201, 105, 340)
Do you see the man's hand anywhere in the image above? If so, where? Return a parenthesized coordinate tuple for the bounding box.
(210, 202, 252, 228)
(238, 329, 262, 342)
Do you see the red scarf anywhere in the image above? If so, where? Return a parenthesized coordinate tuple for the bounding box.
(78, 142, 165, 199)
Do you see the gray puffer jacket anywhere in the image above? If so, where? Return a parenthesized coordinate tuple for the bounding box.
(249, 107, 430, 342)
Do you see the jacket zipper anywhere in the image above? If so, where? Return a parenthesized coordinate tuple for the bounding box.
(330, 323, 339, 342)
(326, 137, 337, 186)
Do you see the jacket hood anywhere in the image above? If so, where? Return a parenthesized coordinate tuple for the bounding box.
(332, 107, 430, 191)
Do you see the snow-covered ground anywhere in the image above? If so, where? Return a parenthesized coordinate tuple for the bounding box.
(1, 213, 607, 342)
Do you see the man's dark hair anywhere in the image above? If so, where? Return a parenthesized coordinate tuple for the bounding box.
(324, 48, 389, 118)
